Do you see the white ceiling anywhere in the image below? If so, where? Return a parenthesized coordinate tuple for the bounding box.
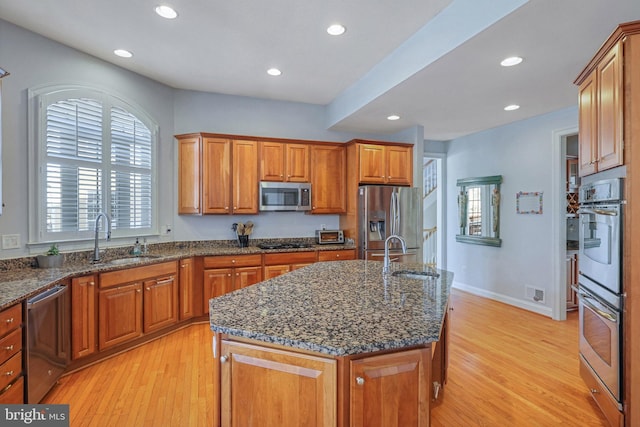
(1, 0, 639, 140)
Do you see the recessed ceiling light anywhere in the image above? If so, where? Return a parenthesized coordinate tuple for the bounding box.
(327, 24, 346, 36)
(267, 68, 282, 76)
(504, 104, 520, 111)
(500, 56, 523, 67)
(155, 5, 178, 19)
(387, 115, 400, 121)
(114, 49, 133, 58)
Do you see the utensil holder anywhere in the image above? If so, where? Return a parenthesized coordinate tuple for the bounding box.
(238, 235, 249, 248)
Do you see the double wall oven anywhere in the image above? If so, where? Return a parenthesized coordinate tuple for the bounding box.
(577, 177, 624, 409)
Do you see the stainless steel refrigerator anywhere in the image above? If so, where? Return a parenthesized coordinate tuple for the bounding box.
(358, 185, 421, 262)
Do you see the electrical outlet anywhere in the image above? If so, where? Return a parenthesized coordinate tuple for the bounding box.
(2, 234, 21, 249)
(320, 224, 326, 230)
(165, 224, 172, 234)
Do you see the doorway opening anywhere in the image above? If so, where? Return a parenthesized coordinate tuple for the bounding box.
(423, 155, 445, 269)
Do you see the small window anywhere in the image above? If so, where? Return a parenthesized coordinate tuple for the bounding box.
(30, 85, 157, 243)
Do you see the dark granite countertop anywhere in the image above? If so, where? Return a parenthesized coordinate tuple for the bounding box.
(0, 241, 354, 310)
(209, 260, 453, 356)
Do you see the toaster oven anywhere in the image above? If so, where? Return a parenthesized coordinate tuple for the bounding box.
(316, 229, 344, 245)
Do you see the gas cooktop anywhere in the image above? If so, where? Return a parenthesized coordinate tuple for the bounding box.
(257, 242, 313, 250)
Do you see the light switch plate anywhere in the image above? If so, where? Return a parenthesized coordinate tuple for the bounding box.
(2, 234, 21, 249)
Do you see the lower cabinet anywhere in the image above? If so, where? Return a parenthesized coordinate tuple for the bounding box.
(179, 258, 195, 320)
(263, 251, 317, 279)
(350, 349, 430, 427)
(0, 303, 23, 403)
(203, 255, 263, 314)
(98, 282, 143, 350)
(98, 261, 178, 351)
(219, 340, 337, 427)
(71, 274, 97, 360)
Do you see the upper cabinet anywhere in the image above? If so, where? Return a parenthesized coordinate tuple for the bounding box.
(310, 144, 346, 214)
(176, 133, 258, 215)
(260, 141, 310, 182)
(576, 38, 624, 177)
(357, 143, 413, 186)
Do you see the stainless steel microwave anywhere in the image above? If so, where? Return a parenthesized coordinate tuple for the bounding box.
(259, 182, 311, 211)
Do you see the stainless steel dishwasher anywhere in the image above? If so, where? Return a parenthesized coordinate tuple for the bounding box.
(26, 283, 70, 403)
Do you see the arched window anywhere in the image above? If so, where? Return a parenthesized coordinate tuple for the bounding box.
(30, 85, 157, 243)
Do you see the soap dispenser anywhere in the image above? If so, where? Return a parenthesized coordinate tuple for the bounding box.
(132, 238, 142, 256)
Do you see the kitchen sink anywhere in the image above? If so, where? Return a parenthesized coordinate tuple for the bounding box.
(104, 256, 161, 265)
(391, 269, 440, 280)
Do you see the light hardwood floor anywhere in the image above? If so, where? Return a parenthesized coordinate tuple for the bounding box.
(44, 289, 608, 426)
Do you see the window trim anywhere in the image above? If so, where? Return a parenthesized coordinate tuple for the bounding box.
(28, 84, 159, 247)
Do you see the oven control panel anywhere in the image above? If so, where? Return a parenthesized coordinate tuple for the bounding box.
(579, 178, 623, 204)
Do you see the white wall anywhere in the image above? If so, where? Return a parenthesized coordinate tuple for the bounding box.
(446, 106, 578, 317)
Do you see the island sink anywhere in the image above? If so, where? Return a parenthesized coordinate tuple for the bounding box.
(209, 260, 453, 427)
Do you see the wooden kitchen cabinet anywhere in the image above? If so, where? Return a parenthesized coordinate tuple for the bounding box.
(260, 141, 310, 182)
(219, 339, 337, 427)
(310, 144, 347, 214)
(176, 133, 258, 214)
(98, 282, 143, 351)
(577, 40, 624, 176)
(71, 274, 97, 360)
(358, 143, 413, 186)
(203, 255, 263, 313)
(0, 303, 23, 403)
(143, 274, 178, 333)
(263, 251, 317, 279)
(350, 348, 430, 427)
(98, 261, 178, 350)
(179, 258, 195, 320)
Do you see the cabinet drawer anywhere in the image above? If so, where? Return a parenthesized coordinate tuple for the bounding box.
(0, 304, 21, 338)
(100, 261, 178, 288)
(0, 352, 21, 392)
(204, 254, 262, 268)
(0, 328, 22, 363)
(318, 249, 356, 261)
(264, 251, 317, 265)
(0, 375, 23, 404)
(580, 357, 623, 426)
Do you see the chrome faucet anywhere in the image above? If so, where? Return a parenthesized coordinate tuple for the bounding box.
(92, 212, 111, 262)
(383, 234, 407, 273)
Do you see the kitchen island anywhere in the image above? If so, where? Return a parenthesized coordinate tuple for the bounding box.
(209, 260, 453, 427)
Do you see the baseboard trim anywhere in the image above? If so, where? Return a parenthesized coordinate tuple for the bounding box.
(452, 281, 553, 318)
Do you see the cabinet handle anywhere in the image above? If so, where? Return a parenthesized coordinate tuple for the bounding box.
(4, 345, 13, 351)
(356, 376, 365, 386)
(146, 287, 150, 291)
(90, 281, 95, 286)
(590, 388, 598, 394)
(156, 277, 174, 285)
(225, 206, 229, 209)
(136, 289, 141, 293)
(227, 274, 232, 277)
(5, 318, 13, 324)
(232, 260, 236, 263)
(433, 381, 441, 400)
(220, 355, 229, 363)
(3, 370, 14, 376)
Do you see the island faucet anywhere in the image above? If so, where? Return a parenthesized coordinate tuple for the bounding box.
(383, 234, 407, 273)
(92, 212, 112, 262)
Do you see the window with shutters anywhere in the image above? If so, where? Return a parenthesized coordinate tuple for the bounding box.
(30, 85, 157, 243)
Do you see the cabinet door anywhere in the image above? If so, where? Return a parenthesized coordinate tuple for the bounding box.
(71, 274, 97, 359)
(98, 283, 143, 351)
(578, 73, 598, 176)
(311, 145, 346, 213)
(179, 258, 194, 320)
(358, 144, 386, 184)
(386, 145, 413, 186)
(596, 41, 624, 172)
(260, 141, 285, 181)
(264, 264, 290, 280)
(286, 143, 310, 182)
(143, 275, 178, 333)
(220, 340, 337, 427)
(203, 137, 231, 214)
(350, 348, 429, 427)
(232, 139, 258, 214)
(177, 136, 201, 214)
(203, 268, 233, 314)
(234, 266, 263, 290)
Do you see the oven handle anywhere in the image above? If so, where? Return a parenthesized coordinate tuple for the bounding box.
(577, 207, 618, 216)
(26, 285, 67, 310)
(574, 286, 618, 323)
